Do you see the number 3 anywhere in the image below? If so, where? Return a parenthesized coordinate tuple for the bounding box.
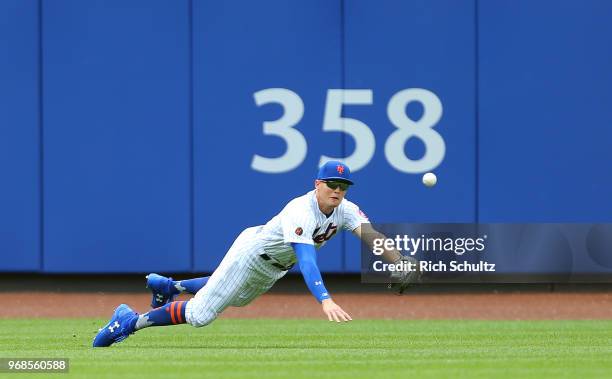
(251, 88, 307, 173)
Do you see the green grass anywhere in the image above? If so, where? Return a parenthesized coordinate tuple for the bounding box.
(0, 319, 611, 378)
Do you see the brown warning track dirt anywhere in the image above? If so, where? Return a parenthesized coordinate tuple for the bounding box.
(3, 292, 612, 320)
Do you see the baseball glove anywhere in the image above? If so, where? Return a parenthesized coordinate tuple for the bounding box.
(388, 256, 422, 294)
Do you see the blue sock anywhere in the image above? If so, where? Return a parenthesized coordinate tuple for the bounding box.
(175, 277, 209, 294)
(135, 301, 188, 330)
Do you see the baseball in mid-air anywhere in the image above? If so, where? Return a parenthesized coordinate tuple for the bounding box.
(422, 172, 437, 187)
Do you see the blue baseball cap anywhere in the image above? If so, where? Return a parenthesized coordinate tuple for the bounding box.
(317, 161, 354, 185)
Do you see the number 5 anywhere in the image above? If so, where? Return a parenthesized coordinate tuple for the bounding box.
(319, 89, 375, 172)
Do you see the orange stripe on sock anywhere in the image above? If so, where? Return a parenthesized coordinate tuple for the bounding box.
(170, 302, 177, 324)
(176, 301, 184, 323)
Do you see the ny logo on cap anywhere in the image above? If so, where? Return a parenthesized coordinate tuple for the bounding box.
(336, 165, 345, 175)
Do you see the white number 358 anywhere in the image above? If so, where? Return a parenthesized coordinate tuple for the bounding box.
(251, 88, 445, 174)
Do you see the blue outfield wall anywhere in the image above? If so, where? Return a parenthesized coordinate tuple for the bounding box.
(0, 0, 611, 273)
(41, 0, 192, 272)
(478, 0, 612, 222)
(0, 0, 41, 271)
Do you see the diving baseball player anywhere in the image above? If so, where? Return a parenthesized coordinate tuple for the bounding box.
(93, 161, 414, 347)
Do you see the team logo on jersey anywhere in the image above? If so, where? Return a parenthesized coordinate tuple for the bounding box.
(312, 224, 338, 244)
(336, 165, 345, 175)
(295, 227, 303, 236)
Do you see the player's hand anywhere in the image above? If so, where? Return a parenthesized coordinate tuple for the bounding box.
(321, 299, 352, 322)
(389, 255, 422, 294)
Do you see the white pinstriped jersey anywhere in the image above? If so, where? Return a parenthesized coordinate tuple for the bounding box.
(254, 190, 369, 267)
(185, 189, 369, 327)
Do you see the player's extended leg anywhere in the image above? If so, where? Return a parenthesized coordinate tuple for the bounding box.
(188, 273, 277, 327)
(93, 266, 265, 347)
(92, 227, 281, 347)
(92, 300, 189, 347)
(146, 273, 210, 308)
(187, 254, 288, 326)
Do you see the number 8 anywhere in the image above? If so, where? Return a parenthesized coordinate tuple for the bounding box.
(385, 88, 445, 173)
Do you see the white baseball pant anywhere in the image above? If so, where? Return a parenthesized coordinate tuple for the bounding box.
(185, 227, 287, 327)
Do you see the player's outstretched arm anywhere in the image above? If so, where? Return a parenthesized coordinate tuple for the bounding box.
(352, 224, 403, 263)
(292, 242, 352, 322)
(352, 224, 421, 293)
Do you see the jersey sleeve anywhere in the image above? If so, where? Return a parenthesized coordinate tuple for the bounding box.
(342, 200, 370, 231)
(280, 202, 317, 245)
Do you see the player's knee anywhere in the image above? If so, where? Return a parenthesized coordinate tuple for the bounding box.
(188, 308, 218, 328)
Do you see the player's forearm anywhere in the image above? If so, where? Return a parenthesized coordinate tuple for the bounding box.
(381, 248, 403, 264)
(361, 230, 403, 263)
(299, 259, 331, 303)
(292, 243, 331, 303)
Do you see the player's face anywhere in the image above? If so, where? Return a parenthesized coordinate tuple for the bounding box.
(315, 180, 348, 212)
